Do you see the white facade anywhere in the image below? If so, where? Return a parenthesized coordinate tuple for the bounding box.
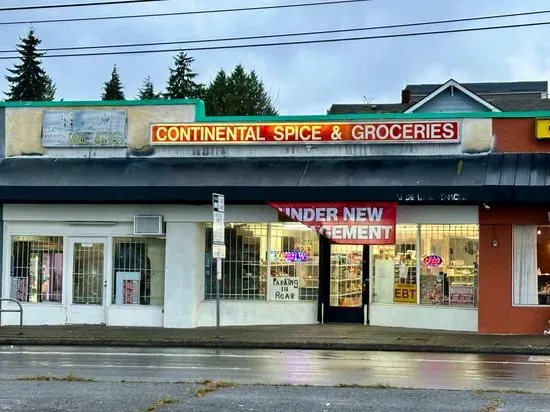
(0, 204, 478, 332)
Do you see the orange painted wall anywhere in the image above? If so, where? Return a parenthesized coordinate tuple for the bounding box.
(493, 118, 550, 153)
(479, 206, 550, 334)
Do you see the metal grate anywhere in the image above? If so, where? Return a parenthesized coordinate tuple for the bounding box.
(112, 237, 166, 306)
(72, 242, 105, 305)
(10, 236, 63, 303)
(269, 223, 319, 301)
(420, 224, 479, 307)
(204, 223, 320, 301)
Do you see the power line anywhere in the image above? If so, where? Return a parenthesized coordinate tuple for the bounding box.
(3, 8, 549, 54)
(0, 0, 169, 12)
(0, 19, 547, 60)
(0, 0, 373, 26)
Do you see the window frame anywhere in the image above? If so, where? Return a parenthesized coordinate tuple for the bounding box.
(8, 235, 65, 305)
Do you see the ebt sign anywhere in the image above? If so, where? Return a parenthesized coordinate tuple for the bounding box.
(269, 202, 397, 245)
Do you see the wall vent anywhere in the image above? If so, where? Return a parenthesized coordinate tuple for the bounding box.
(133, 215, 164, 235)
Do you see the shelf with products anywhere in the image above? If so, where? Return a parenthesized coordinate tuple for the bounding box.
(329, 250, 362, 307)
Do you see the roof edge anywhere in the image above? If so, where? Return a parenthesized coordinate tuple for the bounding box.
(0, 98, 203, 108)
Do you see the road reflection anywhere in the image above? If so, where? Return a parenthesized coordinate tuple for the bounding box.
(1, 346, 550, 392)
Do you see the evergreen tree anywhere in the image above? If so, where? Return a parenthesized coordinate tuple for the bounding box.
(205, 65, 278, 116)
(101, 65, 125, 100)
(5, 28, 57, 101)
(165, 52, 204, 99)
(43, 74, 56, 101)
(137, 75, 161, 100)
(204, 70, 229, 116)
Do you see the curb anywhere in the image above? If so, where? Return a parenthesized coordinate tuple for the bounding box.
(0, 337, 549, 356)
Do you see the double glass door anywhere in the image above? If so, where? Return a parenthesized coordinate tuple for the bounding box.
(67, 238, 107, 324)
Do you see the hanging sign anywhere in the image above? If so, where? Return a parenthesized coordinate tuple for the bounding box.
(269, 202, 397, 245)
(150, 121, 460, 145)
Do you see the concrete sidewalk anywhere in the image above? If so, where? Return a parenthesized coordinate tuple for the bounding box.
(1, 324, 550, 355)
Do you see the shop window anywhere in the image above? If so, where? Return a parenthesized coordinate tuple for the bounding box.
(371, 224, 479, 307)
(204, 223, 319, 301)
(268, 223, 319, 301)
(419, 225, 479, 307)
(514, 225, 550, 306)
(112, 237, 166, 306)
(10, 236, 63, 303)
(372, 225, 418, 304)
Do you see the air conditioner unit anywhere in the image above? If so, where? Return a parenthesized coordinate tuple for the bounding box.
(133, 215, 164, 235)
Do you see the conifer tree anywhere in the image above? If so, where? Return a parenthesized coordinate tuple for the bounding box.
(101, 65, 125, 100)
(137, 75, 161, 100)
(204, 65, 277, 116)
(165, 52, 204, 99)
(5, 28, 56, 101)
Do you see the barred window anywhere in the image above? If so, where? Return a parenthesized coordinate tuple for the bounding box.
(112, 237, 166, 306)
(10, 236, 63, 303)
(205, 223, 319, 301)
(420, 224, 479, 307)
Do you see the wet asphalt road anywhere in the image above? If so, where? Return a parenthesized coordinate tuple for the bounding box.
(1, 346, 550, 392)
(3, 381, 550, 412)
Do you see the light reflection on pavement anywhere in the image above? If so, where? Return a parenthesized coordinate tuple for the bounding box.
(1, 346, 550, 392)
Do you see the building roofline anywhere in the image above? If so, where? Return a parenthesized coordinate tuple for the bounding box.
(404, 79, 501, 113)
(5, 97, 550, 122)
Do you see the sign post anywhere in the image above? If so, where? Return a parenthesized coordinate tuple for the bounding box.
(212, 193, 225, 338)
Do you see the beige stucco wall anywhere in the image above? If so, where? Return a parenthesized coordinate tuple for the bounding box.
(5, 104, 196, 156)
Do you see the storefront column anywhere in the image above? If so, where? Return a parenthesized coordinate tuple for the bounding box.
(163, 222, 205, 328)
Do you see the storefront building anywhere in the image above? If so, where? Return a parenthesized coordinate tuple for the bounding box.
(0, 83, 549, 334)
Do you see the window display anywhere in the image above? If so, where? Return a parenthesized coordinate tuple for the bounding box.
(10, 236, 63, 303)
(371, 224, 479, 307)
(204, 222, 319, 301)
(329, 245, 363, 307)
(420, 225, 478, 307)
(372, 225, 418, 304)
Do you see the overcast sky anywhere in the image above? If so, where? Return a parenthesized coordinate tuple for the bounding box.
(0, 0, 549, 114)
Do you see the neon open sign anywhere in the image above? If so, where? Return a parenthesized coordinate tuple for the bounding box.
(423, 255, 443, 267)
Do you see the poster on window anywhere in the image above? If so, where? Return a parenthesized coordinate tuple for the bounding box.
(449, 285, 474, 306)
(268, 276, 300, 301)
(268, 202, 397, 245)
(11, 277, 28, 302)
(115, 272, 141, 305)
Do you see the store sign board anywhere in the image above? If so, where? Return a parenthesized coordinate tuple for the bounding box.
(269, 202, 397, 245)
(536, 119, 550, 139)
(42, 110, 128, 147)
(393, 284, 417, 303)
(268, 276, 299, 301)
(150, 121, 460, 145)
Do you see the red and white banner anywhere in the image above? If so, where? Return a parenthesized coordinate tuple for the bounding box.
(269, 202, 397, 245)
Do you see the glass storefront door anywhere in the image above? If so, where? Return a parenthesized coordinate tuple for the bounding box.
(67, 238, 107, 324)
(321, 237, 369, 323)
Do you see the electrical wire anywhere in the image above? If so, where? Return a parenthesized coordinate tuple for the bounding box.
(0, 0, 169, 12)
(3, 8, 549, 54)
(0, 18, 547, 60)
(0, 0, 373, 25)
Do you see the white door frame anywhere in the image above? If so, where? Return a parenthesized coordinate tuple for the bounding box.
(67, 237, 109, 325)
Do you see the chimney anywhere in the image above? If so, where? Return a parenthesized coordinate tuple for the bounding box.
(401, 88, 412, 104)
